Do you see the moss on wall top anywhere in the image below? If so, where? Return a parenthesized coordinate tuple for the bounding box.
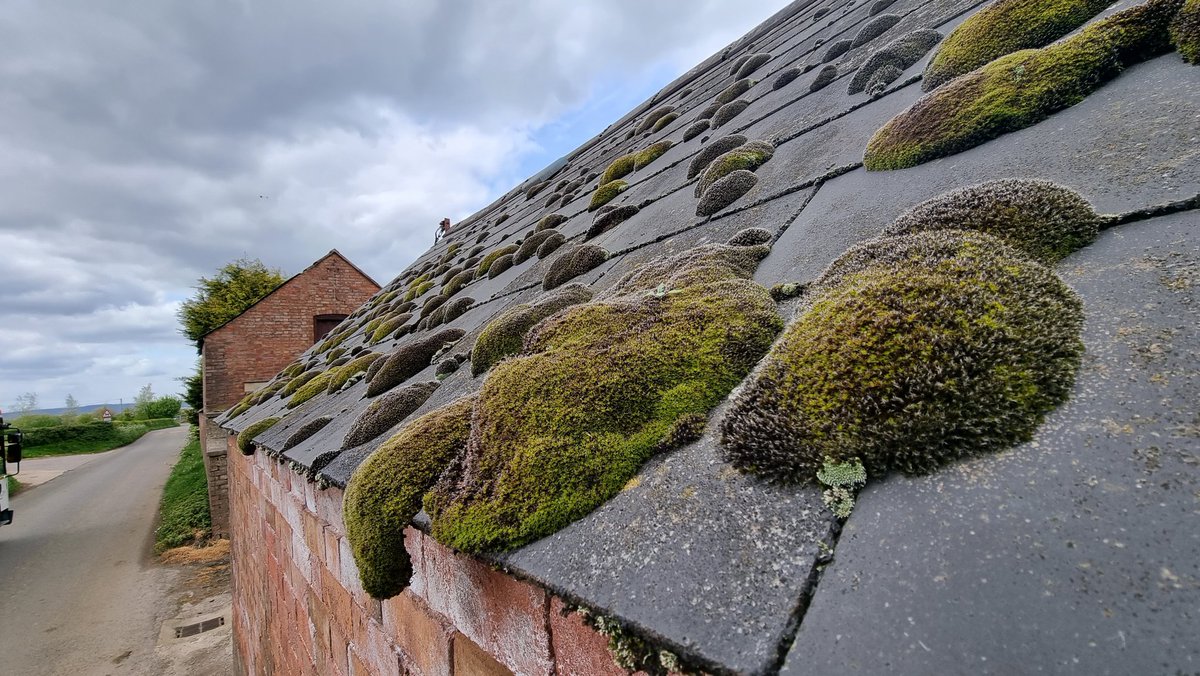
(428, 241, 782, 553)
(721, 229, 1084, 482)
(865, 0, 1185, 170)
(344, 395, 477, 598)
(922, 0, 1114, 91)
(238, 417, 280, 454)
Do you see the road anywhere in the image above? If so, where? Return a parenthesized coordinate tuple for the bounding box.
(0, 426, 188, 676)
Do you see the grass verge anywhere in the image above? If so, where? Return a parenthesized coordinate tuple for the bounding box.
(23, 419, 178, 458)
(154, 428, 211, 553)
(5, 475, 21, 497)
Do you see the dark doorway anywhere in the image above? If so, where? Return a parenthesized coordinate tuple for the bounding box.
(313, 314, 348, 342)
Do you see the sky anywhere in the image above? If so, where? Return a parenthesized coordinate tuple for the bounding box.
(0, 0, 792, 413)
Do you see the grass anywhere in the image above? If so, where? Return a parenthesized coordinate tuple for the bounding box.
(5, 475, 21, 497)
(154, 429, 211, 553)
(22, 419, 178, 458)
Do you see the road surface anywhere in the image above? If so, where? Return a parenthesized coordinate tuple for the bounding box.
(0, 426, 188, 676)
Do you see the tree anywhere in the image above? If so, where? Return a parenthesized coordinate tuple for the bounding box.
(178, 257, 285, 350)
(14, 392, 38, 416)
(179, 361, 203, 425)
(62, 393, 80, 424)
(133, 383, 155, 418)
(144, 396, 182, 419)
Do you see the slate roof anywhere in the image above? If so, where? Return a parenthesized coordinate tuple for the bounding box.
(219, 0, 1200, 672)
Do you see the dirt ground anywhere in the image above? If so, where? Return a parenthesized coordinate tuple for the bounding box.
(155, 539, 234, 676)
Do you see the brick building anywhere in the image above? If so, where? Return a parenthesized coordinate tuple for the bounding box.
(199, 250, 379, 537)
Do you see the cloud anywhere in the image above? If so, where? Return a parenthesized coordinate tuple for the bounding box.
(0, 0, 791, 409)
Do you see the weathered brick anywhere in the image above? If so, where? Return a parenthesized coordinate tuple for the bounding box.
(454, 632, 516, 676)
(548, 597, 632, 676)
(382, 592, 452, 676)
(419, 534, 553, 675)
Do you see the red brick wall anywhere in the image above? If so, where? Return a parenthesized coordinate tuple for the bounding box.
(202, 253, 379, 414)
(226, 433, 633, 676)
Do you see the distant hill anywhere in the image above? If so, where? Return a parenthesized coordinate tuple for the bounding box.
(16, 403, 134, 417)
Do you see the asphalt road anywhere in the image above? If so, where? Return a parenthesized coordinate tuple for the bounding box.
(0, 426, 188, 676)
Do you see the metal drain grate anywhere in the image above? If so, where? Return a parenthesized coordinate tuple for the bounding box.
(174, 616, 225, 638)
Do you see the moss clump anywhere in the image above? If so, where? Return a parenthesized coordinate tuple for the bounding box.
(471, 284, 593, 376)
(429, 296, 474, 327)
(343, 381, 441, 449)
(720, 230, 1084, 481)
(428, 243, 782, 553)
(441, 270, 474, 297)
(280, 370, 320, 398)
(697, 170, 759, 216)
(715, 78, 754, 105)
(419, 294, 448, 320)
(923, 0, 1114, 91)
(525, 181, 548, 200)
(367, 328, 466, 397)
(711, 99, 751, 128)
(435, 353, 467, 379)
(822, 38, 852, 62)
(866, 0, 1183, 170)
(773, 67, 803, 90)
(696, 102, 721, 121)
(487, 254, 515, 279)
(736, 52, 772, 78)
(282, 362, 306, 378)
(727, 227, 772, 246)
(402, 279, 433, 302)
(537, 232, 567, 259)
(544, 193, 562, 209)
(599, 154, 637, 184)
(683, 120, 710, 141)
(228, 400, 251, 419)
(870, 0, 898, 15)
(729, 53, 751, 76)
(810, 64, 838, 92)
(886, 179, 1100, 262)
(327, 352, 383, 393)
(287, 370, 337, 408)
(694, 140, 775, 198)
(537, 213, 568, 232)
(853, 14, 902, 47)
(849, 29, 943, 94)
(543, 244, 609, 290)
(513, 230, 554, 264)
(237, 417, 280, 455)
(633, 140, 674, 170)
(326, 347, 347, 363)
(344, 395, 477, 598)
(635, 106, 676, 134)
(1173, 0, 1200, 61)
(866, 64, 904, 96)
(587, 205, 639, 239)
(770, 281, 807, 301)
(283, 416, 333, 451)
(370, 314, 411, 344)
(686, 134, 748, 179)
(651, 112, 678, 133)
(477, 245, 519, 277)
(589, 180, 629, 211)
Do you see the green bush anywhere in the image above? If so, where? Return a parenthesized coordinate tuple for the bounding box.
(154, 430, 212, 552)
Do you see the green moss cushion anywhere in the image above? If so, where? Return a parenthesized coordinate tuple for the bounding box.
(721, 230, 1084, 481)
(470, 284, 593, 376)
(428, 242, 782, 553)
(885, 179, 1100, 262)
(237, 417, 280, 454)
(866, 0, 1184, 170)
(923, 0, 1115, 90)
(343, 395, 476, 598)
